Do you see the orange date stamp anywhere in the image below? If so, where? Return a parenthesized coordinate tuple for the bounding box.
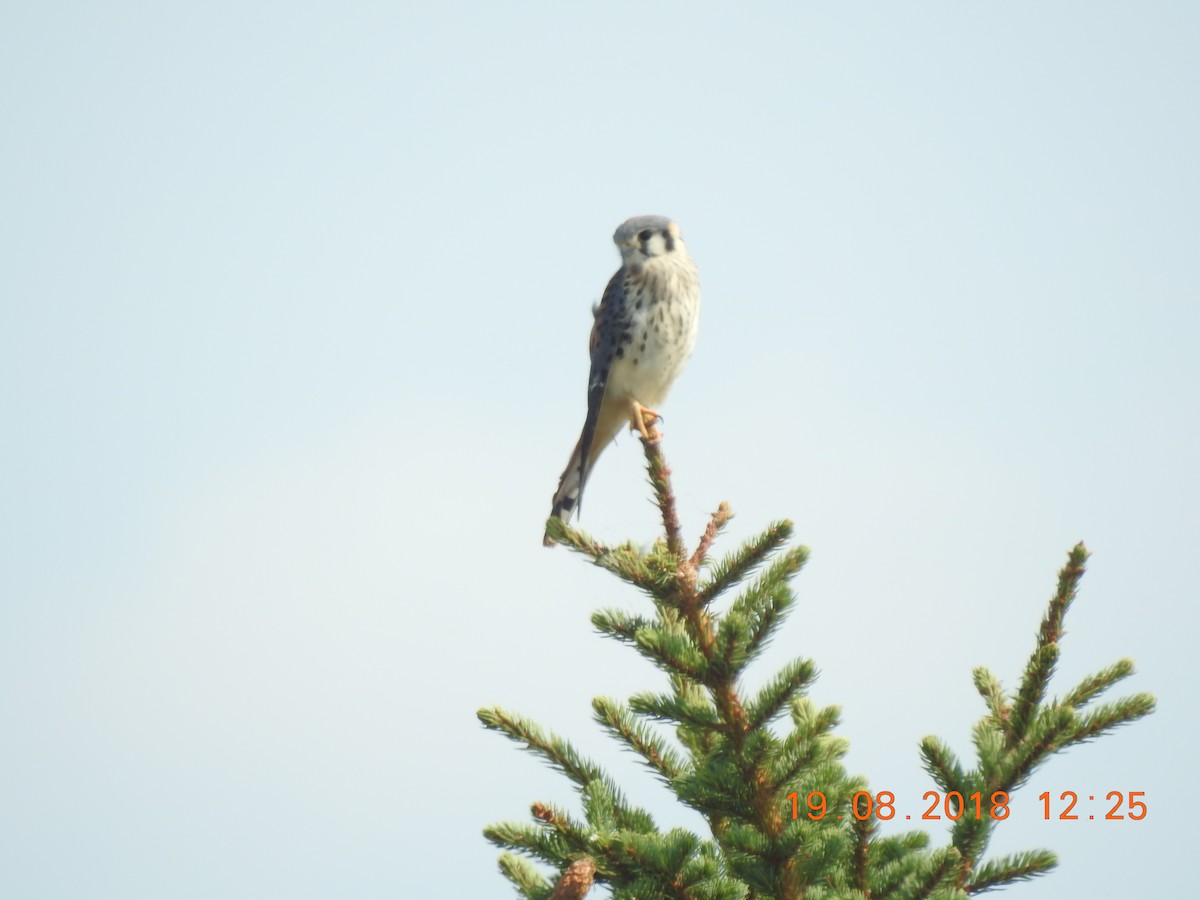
(786, 790, 1148, 822)
(1038, 790, 1147, 821)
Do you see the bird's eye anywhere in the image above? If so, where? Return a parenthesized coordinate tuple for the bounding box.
(638, 229, 652, 242)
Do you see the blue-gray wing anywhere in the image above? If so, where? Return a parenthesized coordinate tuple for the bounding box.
(577, 266, 630, 491)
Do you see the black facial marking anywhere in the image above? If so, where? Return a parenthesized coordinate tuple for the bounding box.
(664, 232, 675, 252)
(638, 229, 652, 242)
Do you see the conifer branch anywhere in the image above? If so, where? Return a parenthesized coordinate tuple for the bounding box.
(478, 707, 656, 833)
(870, 860, 912, 897)
(597, 543, 659, 591)
(546, 520, 664, 593)
(592, 609, 654, 646)
(991, 707, 1077, 792)
(1067, 693, 1156, 742)
(580, 781, 621, 832)
(904, 847, 962, 899)
(1040, 542, 1088, 645)
(635, 622, 711, 679)
(629, 689, 721, 729)
(532, 801, 594, 846)
(919, 737, 967, 795)
(641, 436, 686, 561)
(698, 521, 793, 607)
(1009, 544, 1087, 740)
(478, 708, 607, 790)
(964, 849, 1057, 893)
(634, 441, 818, 895)
(968, 720, 1003, 774)
(852, 813, 874, 895)
(493, 442, 1151, 898)
(916, 542, 1157, 894)
(592, 696, 687, 781)
(613, 828, 702, 878)
(543, 516, 605, 557)
(1060, 658, 1135, 709)
(947, 806, 994, 881)
(498, 852, 553, 897)
(746, 658, 818, 730)
(768, 712, 846, 791)
(873, 831, 933, 865)
(484, 819, 578, 866)
(717, 547, 808, 674)
(691, 502, 734, 571)
(971, 667, 1008, 727)
(1008, 644, 1059, 744)
(868, 832, 934, 896)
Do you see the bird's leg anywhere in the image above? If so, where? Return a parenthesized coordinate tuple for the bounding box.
(629, 401, 663, 442)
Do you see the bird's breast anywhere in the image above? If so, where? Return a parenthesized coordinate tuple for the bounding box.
(606, 263, 699, 408)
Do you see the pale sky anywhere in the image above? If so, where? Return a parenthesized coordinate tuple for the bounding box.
(2, 2, 1195, 897)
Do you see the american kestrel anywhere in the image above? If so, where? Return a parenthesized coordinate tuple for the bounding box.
(544, 215, 701, 546)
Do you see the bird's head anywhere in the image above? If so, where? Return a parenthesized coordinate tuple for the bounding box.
(613, 216, 686, 265)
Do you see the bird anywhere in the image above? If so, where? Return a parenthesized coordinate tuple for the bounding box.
(544, 215, 700, 546)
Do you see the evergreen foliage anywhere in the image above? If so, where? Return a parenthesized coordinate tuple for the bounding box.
(480, 438, 1154, 899)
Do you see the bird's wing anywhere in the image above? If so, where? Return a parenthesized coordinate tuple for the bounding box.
(577, 266, 629, 487)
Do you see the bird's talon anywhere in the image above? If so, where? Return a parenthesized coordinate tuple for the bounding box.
(628, 402, 662, 440)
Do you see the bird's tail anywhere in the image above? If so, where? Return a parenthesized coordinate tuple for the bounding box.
(544, 435, 589, 546)
(544, 404, 626, 547)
